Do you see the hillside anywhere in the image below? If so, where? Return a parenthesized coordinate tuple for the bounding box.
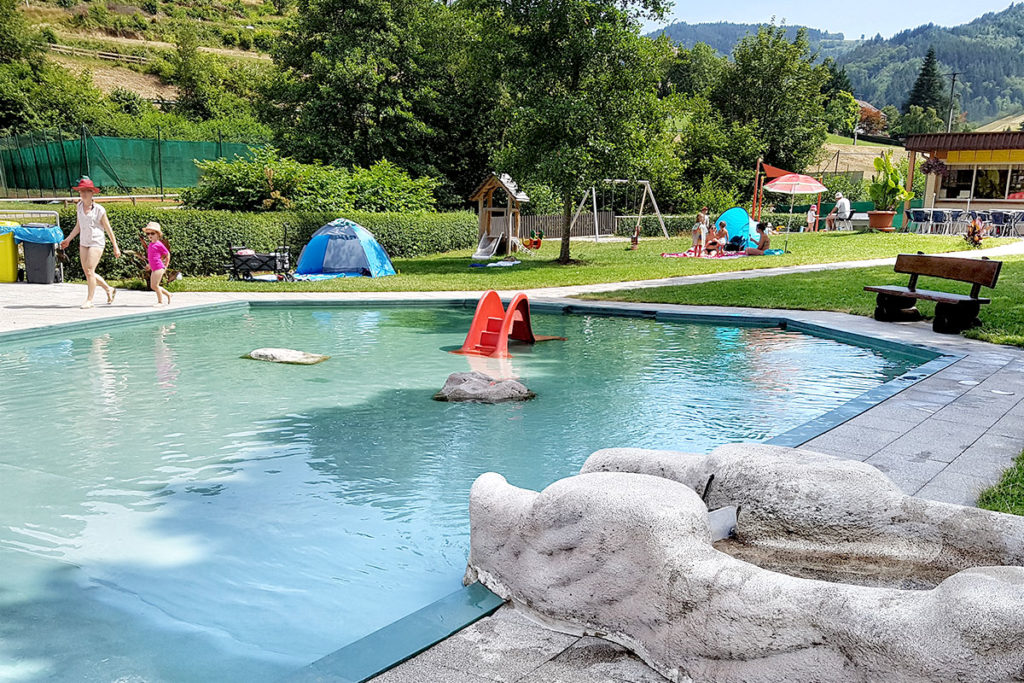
(836, 3, 1024, 122)
(652, 21, 861, 60)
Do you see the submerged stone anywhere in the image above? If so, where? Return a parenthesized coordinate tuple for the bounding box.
(434, 371, 535, 403)
(244, 348, 330, 365)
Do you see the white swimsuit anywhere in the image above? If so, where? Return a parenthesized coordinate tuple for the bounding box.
(78, 201, 107, 248)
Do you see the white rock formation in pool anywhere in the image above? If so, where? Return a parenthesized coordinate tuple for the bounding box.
(434, 371, 534, 403)
(244, 348, 330, 364)
(464, 444, 1024, 682)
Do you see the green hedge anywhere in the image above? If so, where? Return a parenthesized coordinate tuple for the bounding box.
(57, 206, 477, 279)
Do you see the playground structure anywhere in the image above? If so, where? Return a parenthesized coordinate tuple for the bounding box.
(470, 173, 529, 259)
(571, 179, 668, 244)
(455, 290, 564, 358)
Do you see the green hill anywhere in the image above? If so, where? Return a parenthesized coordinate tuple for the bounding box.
(652, 21, 862, 60)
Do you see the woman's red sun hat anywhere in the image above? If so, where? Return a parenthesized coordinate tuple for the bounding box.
(74, 177, 98, 192)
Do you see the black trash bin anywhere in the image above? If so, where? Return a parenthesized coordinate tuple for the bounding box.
(22, 223, 59, 284)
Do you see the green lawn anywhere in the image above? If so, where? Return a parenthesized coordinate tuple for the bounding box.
(584, 256, 1024, 348)
(162, 233, 1011, 293)
(825, 133, 900, 148)
(977, 450, 1024, 516)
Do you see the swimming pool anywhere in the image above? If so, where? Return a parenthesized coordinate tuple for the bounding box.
(0, 304, 928, 681)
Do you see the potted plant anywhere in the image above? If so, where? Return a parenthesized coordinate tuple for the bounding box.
(867, 151, 914, 231)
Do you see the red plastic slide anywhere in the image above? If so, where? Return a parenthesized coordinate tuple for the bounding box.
(455, 290, 561, 358)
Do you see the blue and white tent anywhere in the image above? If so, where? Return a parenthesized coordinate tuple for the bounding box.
(295, 219, 396, 279)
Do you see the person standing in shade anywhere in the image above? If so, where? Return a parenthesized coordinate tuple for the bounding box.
(826, 192, 851, 230)
(59, 177, 121, 309)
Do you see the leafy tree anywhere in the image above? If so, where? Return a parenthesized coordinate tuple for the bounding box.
(824, 91, 859, 134)
(891, 105, 944, 135)
(822, 59, 853, 97)
(0, 0, 43, 66)
(467, 0, 672, 263)
(170, 26, 219, 119)
(268, 0, 493, 205)
(665, 42, 727, 96)
(880, 104, 900, 132)
(716, 25, 829, 171)
(857, 106, 886, 134)
(902, 46, 946, 114)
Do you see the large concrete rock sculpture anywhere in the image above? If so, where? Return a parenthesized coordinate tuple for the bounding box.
(244, 348, 329, 364)
(465, 444, 1024, 682)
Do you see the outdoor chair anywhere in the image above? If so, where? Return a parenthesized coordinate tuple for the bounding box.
(988, 211, 1009, 237)
(834, 212, 853, 230)
(908, 209, 930, 233)
(930, 210, 951, 234)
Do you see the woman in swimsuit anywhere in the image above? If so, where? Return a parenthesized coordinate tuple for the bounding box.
(705, 221, 728, 255)
(746, 222, 771, 255)
(59, 177, 121, 309)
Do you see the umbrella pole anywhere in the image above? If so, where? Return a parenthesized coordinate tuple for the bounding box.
(789, 197, 795, 232)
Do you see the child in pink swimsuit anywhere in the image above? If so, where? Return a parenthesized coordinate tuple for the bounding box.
(144, 222, 172, 306)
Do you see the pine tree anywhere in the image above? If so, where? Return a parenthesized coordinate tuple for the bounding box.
(902, 47, 946, 114)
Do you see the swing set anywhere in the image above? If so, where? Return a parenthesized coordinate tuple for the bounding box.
(569, 179, 668, 245)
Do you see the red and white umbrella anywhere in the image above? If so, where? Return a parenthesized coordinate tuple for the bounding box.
(763, 173, 827, 195)
(763, 174, 828, 231)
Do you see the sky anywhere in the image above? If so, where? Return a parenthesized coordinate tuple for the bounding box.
(649, 0, 1014, 39)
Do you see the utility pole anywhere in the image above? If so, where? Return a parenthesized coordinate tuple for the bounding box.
(947, 72, 959, 133)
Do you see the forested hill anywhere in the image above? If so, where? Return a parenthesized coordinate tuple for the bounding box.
(652, 22, 860, 60)
(837, 3, 1024, 122)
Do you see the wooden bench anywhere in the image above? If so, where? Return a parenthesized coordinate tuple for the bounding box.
(864, 253, 1002, 334)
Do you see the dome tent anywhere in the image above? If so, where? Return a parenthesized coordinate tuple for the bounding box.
(295, 219, 396, 279)
(715, 207, 759, 249)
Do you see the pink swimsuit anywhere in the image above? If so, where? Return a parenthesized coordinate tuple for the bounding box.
(147, 241, 169, 270)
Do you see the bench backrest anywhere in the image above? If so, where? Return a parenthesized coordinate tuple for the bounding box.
(895, 253, 1002, 294)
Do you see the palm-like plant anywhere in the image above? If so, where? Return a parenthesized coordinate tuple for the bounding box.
(868, 151, 914, 211)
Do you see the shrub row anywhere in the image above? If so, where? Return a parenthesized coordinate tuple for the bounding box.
(57, 205, 477, 279)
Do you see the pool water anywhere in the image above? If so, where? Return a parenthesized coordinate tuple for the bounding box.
(0, 306, 921, 681)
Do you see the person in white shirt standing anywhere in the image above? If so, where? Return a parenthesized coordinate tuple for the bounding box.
(59, 177, 121, 309)
(826, 192, 851, 230)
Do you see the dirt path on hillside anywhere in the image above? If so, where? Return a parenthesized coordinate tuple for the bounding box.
(51, 55, 179, 99)
(56, 31, 271, 60)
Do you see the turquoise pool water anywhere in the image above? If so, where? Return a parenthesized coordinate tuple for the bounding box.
(0, 306, 922, 681)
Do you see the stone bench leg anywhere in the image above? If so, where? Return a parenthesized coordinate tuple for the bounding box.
(933, 301, 982, 334)
(874, 293, 921, 322)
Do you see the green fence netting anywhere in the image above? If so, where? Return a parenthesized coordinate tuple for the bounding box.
(0, 133, 259, 194)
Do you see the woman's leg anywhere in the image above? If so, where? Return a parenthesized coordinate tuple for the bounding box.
(79, 246, 110, 305)
(150, 269, 166, 303)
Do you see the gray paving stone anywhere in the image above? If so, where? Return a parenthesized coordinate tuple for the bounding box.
(879, 419, 989, 463)
(915, 482, 982, 507)
(519, 637, 666, 683)
(989, 412, 1024, 439)
(914, 471, 996, 503)
(371, 660, 495, 683)
(931, 404, 1009, 429)
(803, 424, 903, 458)
(413, 607, 578, 682)
(864, 451, 949, 495)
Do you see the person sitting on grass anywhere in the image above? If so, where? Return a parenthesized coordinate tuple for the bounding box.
(691, 206, 710, 254)
(706, 221, 729, 256)
(143, 222, 172, 306)
(746, 222, 771, 255)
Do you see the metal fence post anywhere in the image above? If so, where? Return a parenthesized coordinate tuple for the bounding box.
(157, 125, 164, 199)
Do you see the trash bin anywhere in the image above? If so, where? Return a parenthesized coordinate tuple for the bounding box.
(20, 223, 62, 284)
(0, 223, 18, 283)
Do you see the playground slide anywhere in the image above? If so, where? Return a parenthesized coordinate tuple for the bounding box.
(455, 291, 562, 358)
(472, 234, 504, 260)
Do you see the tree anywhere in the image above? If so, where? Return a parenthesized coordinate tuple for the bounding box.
(665, 42, 727, 96)
(824, 91, 859, 134)
(892, 105, 944, 135)
(902, 46, 946, 114)
(822, 59, 853, 97)
(468, 0, 671, 263)
(0, 0, 43, 66)
(716, 25, 830, 171)
(857, 106, 886, 134)
(171, 26, 218, 119)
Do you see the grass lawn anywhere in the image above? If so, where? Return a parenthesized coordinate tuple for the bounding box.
(977, 450, 1024, 516)
(825, 133, 900, 148)
(584, 256, 1024, 348)
(160, 233, 1012, 293)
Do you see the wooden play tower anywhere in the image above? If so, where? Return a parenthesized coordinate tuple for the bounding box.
(469, 173, 530, 258)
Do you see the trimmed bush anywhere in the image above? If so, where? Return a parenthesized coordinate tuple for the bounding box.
(58, 205, 477, 279)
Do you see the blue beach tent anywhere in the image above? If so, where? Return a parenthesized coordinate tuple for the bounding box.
(715, 207, 759, 249)
(295, 219, 396, 279)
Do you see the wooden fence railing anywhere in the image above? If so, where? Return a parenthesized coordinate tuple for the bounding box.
(49, 44, 149, 65)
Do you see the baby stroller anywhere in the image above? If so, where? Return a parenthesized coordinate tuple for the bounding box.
(226, 225, 295, 281)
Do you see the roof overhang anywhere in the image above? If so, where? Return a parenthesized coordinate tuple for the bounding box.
(904, 132, 1024, 153)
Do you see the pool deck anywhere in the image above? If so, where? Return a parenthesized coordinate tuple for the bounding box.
(4, 255, 1024, 683)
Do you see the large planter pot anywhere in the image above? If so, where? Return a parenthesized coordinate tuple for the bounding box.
(868, 210, 896, 231)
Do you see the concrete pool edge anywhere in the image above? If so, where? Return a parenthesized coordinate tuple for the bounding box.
(0, 296, 962, 683)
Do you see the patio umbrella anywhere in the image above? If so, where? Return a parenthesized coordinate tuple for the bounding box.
(763, 174, 828, 231)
